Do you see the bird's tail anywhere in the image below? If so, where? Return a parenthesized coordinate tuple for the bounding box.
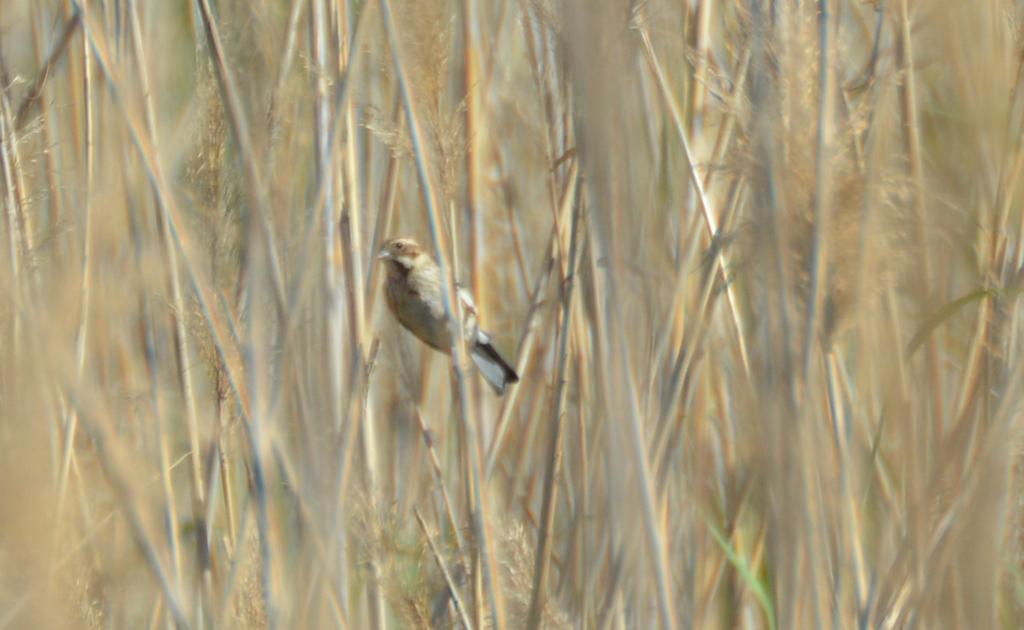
(470, 338, 520, 395)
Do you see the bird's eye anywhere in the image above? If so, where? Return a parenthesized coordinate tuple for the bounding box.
(395, 242, 404, 251)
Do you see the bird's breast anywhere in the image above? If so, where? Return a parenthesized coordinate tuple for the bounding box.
(385, 279, 451, 352)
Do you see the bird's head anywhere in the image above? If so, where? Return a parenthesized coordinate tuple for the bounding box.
(378, 238, 425, 273)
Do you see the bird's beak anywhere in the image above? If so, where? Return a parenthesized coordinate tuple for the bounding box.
(377, 250, 391, 260)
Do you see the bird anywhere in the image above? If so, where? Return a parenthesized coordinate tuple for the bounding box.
(377, 237, 520, 395)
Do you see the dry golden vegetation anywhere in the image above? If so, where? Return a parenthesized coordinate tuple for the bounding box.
(3, 0, 1024, 627)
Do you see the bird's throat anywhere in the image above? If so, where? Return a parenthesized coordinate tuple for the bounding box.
(387, 259, 413, 280)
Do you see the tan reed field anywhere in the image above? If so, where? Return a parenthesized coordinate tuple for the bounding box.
(2, 0, 1024, 627)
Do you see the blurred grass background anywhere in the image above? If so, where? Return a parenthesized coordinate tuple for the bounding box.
(2, 0, 1024, 627)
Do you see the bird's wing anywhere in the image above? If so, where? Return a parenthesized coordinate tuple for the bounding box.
(454, 283, 519, 395)
(455, 284, 481, 341)
(456, 284, 478, 315)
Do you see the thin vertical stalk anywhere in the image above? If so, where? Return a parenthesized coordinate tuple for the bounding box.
(69, 0, 254, 455)
(0, 77, 25, 365)
(340, 0, 385, 623)
(485, 169, 576, 479)
(463, 0, 487, 428)
(803, 0, 835, 381)
(525, 174, 583, 629)
(379, 0, 505, 626)
(13, 12, 82, 131)
(312, 0, 341, 437)
(194, 0, 288, 322)
(463, 0, 485, 318)
(127, 0, 207, 572)
(26, 4, 65, 236)
(415, 408, 467, 551)
(573, 151, 679, 630)
(363, 96, 402, 307)
(243, 225, 278, 630)
(690, 0, 713, 133)
(897, 0, 943, 421)
(636, 20, 752, 380)
(416, 510, 475, 630)
(58, 386, 191, 629)
(266, 0, 306, 175)
(895, 2, 940, 610)
(50, 19, 95, 576)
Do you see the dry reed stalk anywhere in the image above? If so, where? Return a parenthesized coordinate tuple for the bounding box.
(58, 376, 190, 628)
(13, 11, 80, 131)
(126, 4, 206, 604)
(39, 10, 90, 599)
(802, 0, 836, 381)
(524, 171, 582, 629)
(415, 509, 474, 630)
(636, 14, 752, 380)
(896, 0, 947, 448)
(195, 0, 287, 323)
(68, 0, 253, 439)
(379, 0, 505, 627)
(414, 407, 466, 551)
(485, 167, 576, 479)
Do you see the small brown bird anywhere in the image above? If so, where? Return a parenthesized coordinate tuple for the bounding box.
(378, 237, 520, 395)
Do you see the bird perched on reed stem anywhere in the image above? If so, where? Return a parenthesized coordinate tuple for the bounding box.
(378, 237, 520, 395)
